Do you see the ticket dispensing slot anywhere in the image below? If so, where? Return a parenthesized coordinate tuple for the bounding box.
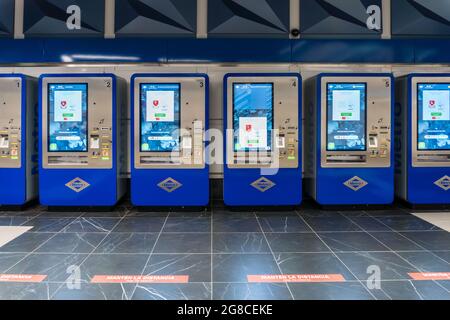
(0, 134, 9, 150)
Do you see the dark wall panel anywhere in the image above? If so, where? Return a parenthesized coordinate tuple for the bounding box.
(392, 0, 450, 37)
(115, 0, 197, 37)
(23, 0, 104, 37)
(300, 0, 382, 38)
(208, 0, 290, 38)
(0, 0, 15, 37)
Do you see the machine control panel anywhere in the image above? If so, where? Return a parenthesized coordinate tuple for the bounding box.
(133, 76, 206, 169)
(226, 76, 300, 169)
(320, 76, 392, 168)
(0, 78, 22, 169)
(411, 77, 450, 167)
(42, 77, 114, 169)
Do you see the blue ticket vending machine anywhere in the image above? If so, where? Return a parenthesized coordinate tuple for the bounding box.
(0, 74, 38, 206)
(305, 73, 394, 205)
(131, 74, 209, 207)
(223, 73, 302, 206)
(395, 74, 450, 205)
(39, 74, 127, 207)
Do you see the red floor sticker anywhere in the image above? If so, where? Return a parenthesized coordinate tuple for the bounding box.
(0, 274, 47, 283)
(247, 274, 346, 283)
(408, 272, 450, 281)
(91, 275, 189, 284)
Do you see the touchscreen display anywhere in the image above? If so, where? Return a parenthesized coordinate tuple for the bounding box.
(327, 83, 366, 151)
(233, 83, 273, 152)
(48, 83, 88, 152)
(140, 83, 180, 152)
(417, 83, 450, 150)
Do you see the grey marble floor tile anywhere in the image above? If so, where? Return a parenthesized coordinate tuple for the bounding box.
(213, 283, 292, 300)
(142, 254, 211, 283)
(153, 233, 211, 254)
(213, 233, 270, 254)
(36, 233, 106, 254)
(318, 232, 389, 252)
(94, 233, 158, 254)
(290, 282, 375, 300)
(64, 217, 120, 233)
(132, 283, 212, 300)
(265, 233, 330, 253)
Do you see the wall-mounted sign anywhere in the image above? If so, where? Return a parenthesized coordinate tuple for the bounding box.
(300, 0, 382, 38)
(0, 0, 15, 37)
(208, 0, 290, 38)
(23, 0, 105, 37)
(115, 0, 197, 37)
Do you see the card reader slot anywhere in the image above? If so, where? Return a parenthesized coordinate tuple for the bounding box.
(48, 156, 89, 165)
(326, 155, 367, 163)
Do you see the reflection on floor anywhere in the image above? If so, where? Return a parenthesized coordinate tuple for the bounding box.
(0, 226, 32, 248)
(0, 203, 448, 300)
(412, 212, 450, 232)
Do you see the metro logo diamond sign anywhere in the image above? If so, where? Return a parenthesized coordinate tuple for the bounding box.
(251, 177, 275, 193)
(65, 177, 90, 193)
(434, 175, 450, 191)
(343, 176, 368, 191)
(158, 177, 182, 193)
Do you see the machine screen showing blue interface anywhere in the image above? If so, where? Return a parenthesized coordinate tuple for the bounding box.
(140, 83, 180, 152)
(233, 83, 273, 152)
(48, 83, 88, 152)
(417, 83, 450, 150)
(327, 83, 366, 151)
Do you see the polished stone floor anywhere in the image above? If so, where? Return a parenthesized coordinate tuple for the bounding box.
(0, 203, 449, 300)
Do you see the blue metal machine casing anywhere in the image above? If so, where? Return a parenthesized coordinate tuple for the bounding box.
(39, 74, 127, 207)
(223, 73, 302, 206)
(395, 74, 450, 205)
(0, 74, 38, 206)
(130, 73, 209, 206)
(305, 73, 395, 205)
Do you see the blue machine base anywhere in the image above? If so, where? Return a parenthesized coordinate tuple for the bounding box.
(406, 167, 450, 205)
(131, 169, 209, 207)
(315, 168, 394, 205)
(224, 168, 302, 206)
(39, 169, 120, 207)
(0, 168, 27, 205)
